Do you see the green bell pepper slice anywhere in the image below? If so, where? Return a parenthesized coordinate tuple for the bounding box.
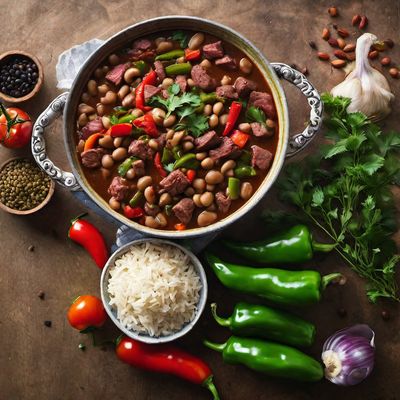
(228, 177, 240, 200)
(234, 166, 257, 179)
(155, 49, 185, 61)
(118, 157, 137, 177)
(132, 61, 147, 74)
(165, 63, 192, 76)
(129, 191, 143, 207)
(173, 153, 199, 170)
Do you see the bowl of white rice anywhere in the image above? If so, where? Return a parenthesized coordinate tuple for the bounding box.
(100, 238, 207, 343)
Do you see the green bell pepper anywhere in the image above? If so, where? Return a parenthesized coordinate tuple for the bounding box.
(129, 191, 143, 207)
(234, 166, 257, 178)
(165, 63, 192, 76)
(173, 153, 199, 170)
(132, 61, 147, 74)
(203, 336, 323, 382)
(210, 302, 315, 347)
(228, 177, 240, 200)
(222, 225, 336, 264)
(155, 49, 185, 61)
(205, 252, 342, 306)
(118, 157, 137, 176)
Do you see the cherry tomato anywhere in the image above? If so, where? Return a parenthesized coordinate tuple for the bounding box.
(67, 295, 106, 331)
(0, 104, 32, 148)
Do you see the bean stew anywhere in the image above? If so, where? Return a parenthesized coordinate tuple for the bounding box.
(75, 30, 278, 230)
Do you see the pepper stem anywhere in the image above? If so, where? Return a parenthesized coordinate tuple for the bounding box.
(312, 240, 337, 253)
(322, 273, 345, 290)
(210, 303, 230, 327)
(202, 376, 220, 400)
(203, 339, 227, 353)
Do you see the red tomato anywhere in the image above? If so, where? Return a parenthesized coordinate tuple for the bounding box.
(0, 105, 32, 148)
(67, 295, 106, 331)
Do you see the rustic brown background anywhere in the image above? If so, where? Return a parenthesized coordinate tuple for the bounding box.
(1, 0, 399, 399)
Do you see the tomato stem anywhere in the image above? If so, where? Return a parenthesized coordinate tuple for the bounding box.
(0, 102, 31, 141)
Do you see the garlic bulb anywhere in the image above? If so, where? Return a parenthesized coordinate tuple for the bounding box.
(331, 33, 394, 121)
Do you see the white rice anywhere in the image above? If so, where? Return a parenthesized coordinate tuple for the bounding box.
(107, 242, 202, 337)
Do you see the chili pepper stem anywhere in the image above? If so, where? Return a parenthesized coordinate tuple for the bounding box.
(312, 240, 337, 253)
(69, 212, 88, 228)
(210, 303, 230, 327)
(322, 273, 344, 290)
(203, 339, 227, 353)
(202, 376, 221, 400)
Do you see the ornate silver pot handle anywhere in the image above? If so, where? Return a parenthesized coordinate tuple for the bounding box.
(31, 92, 81, 191)
(271, 63, 323, 157)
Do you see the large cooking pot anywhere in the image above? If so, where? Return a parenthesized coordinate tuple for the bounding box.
(32, 16, 322, 238)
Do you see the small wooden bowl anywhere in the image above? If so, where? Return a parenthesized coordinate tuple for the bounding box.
(0, 50, 44, 103)
(0, 157, 55, 215)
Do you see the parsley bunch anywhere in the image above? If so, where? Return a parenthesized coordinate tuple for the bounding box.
(276, 93, 400, 302)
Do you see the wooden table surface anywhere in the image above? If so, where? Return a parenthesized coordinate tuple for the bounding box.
(1, 1, 399, 399)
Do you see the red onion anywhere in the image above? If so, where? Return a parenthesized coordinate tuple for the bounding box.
(322, 324, 375, 386)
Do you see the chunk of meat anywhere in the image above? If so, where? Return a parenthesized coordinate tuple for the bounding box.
(108, 176, 129, 201)
(191, 65, 216, 92)
(81, 117, 104, 140)
(154, 60, 166, 81)
(194, 130, 222, 151)
(249, 91, 276, 118)
(156, 133, 167, 148)
(216, 85, 238, 99)
(215, 55, 237, 70)
(251, 122, 273, 138)
(209, 137, 240, 161)
(132, 159, 145, 177)
(128, 48, 156, 61)
(105, 64, 128, 86)
(81, 148, 106, 168)
(159, 170, 190, 196)
(145, 202, 160, 217)
(132, 38, 153, 51)
(173, 198, 195, 225)
(203, 41, 224, 59)
(128, 140, 154, 160)
(234, 77, 257, 97)
(251, 145, 273, 170)
(144, 84, 161, 102)
(175, 75, 188, 93)
(215, 192, 231, 214)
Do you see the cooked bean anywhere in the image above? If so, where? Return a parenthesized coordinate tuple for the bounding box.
(156, 41, 173, 54)
(205, 170, 224, 185)
(131, 108, 144, 118)
(137, 176, 153, 191)
(99, 135, 114, 149)
(112, 147, 128, 161)
(201, 157, 214, 169)
(87, 80, 98, 96)
(225, 169, 235, 177)
(196, 152, 208, 161)
(144, 186, 156, 204)
(266, 119, 276, 129)
(124, 67, 141, 83)
(118, 85, 130, 100)
(182, 141, 194, 152)
(155, 37, 166, 46)
(240, 182, 253, 200)
(126, 168, 136, 180)
(166, 129, 175, 140)
(88, 114, 97, 121)
(239, 57, 253, 74)
(193, 194, 203, 207)
(187, 78, 195, 87)
(122, 93, 135, 108)
(209, 114, 219, 128)
(238, 122, 251, 133)
(219, 113, 228, 126)
(170, 130, 186, 147)
(101, 168, 111, 179)
(200, 59, 212, 70)
(221, 75, 232, 85)
(101, 154, 114, 169)
(193, 178, 206, 192)
(94, 68, 104, 79)
(102, 66, 109, 75)
(81, 92, 90, 103)
(109, 197, 121, 210)
(221, 160, 236, 175)
(204, 104, 213, 116)
(78, 113, 88, 127)
(163, 114, 176, 128)
(155, 213, 168, 227)
(98, 84, 110, 96)
(200, 191, 214, 207)
(183, 135, 194, 142)
(159, 192, 172, 207)
(212, 102, 224, 116)
(206, 184, 215, 191)
(144, 215, 160, 228)
(176, 56, 185, 64)
(162, 77, 174, 89)
(152, 108, 166, 126)
(188, 32, 205, 50)
(77, 139, 85, 153)
(102, 116, 111, 129)
(96, 103, 106, 117)
(113, 137, 123, 148)
(101, 91, 118, 105)
(78, 103, 95, 114)
(198, 210, 217, 227)
(148, 138, 159, 151)
(185, 187, 195, 196)
(108, 54, 120, 65)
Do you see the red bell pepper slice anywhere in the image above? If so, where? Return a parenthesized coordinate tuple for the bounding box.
(186, 169, 196, 182)
(123, 205, 144, 219)
(222, 101, 242, 136)
(109, 123, 132, 137)
(174, 223, 186, 231)
(133, 113, 158, 137)
(230, 130, 250, 148)
(135, 70, 157, 111)
(84, 133, 103, 151)
(184, 48, 201, 61)
(154, 152, 167, 177)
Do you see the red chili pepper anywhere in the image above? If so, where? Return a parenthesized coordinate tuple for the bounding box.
(83, 133, 103, 151)
(109, 123, 132, 137)
(222, 101, 242, 136)
(116, 337, 220, 399)
(68, 214, 109, 269)
(135, 70, 157, 111)
(133, 113, 158, 137)
(230, 130, 250, 148)
(123, 205, 144, 219)
(154, 152, 167, 177)
(174, 223, 186, 231)
(184, 48, 201, 61)
(186, 169, 196, 182)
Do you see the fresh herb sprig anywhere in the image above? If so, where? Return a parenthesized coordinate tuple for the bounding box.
(276, 93, 400, 303)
